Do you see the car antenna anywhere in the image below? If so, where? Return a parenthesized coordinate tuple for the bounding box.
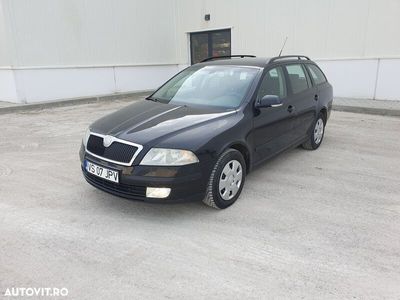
(278, 36, 288, 57)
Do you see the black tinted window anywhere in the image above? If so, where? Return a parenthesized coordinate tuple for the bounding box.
(307, 64, 327, 85)
(257, 67, 287, 100)
(285, 64, 309, 94)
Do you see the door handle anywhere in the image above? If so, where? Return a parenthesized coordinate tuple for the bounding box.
(314, 94, 319, 101)
(287, 105, 295, 113)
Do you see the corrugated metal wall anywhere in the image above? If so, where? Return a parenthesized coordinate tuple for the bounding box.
(175, 0, 400, 63)
(0, 0, 11, 66)
(1, 0, 178, 67)
(1, 0, 399, 102)
(1, 0, 400, 67)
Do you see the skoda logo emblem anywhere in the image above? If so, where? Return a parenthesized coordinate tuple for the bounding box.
(103, 135, 114, 147)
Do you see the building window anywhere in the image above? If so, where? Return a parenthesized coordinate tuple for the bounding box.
(190, 29, 231, 64)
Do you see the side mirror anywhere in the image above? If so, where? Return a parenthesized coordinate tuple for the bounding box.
(255, 95, 283, 109)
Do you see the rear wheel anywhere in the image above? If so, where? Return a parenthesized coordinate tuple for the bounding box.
(203, 149, 246, 209)
(302, 113, 325, 150)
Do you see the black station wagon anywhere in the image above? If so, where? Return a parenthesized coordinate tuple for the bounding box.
(80, 55, 333, 209)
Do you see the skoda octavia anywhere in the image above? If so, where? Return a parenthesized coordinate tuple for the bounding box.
(80, 55, 333, 209)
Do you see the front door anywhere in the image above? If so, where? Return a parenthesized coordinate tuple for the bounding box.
(252, 66, 297, 164)
(190, 29, 231, 64)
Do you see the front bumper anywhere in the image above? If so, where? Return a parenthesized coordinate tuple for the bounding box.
(80, 145, 206, 203)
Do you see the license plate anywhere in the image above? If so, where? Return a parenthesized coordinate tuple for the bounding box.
(85, 160, 119, 183)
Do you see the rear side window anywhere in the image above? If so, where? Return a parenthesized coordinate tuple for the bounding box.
(257, 67, 287, 100)
(285, 64, 309, 94)
(307, 64, 327, 85)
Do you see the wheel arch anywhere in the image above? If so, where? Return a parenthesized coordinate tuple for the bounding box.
(320, 107, 328, 124)
(222, 142, 251, 175)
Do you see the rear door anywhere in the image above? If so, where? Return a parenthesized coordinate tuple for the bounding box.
(284, 63, 317, 140)
(252, 66, 297, 163)
(305, 63, 332, 110)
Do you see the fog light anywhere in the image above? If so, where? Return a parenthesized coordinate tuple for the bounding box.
(146, 187, 171, 198)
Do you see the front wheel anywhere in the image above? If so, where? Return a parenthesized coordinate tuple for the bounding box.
(203, 149, 246, 209)
(302, 114, 325, 150)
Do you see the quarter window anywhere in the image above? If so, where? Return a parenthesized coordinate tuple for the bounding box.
(285, 64, 309, 94)
(307, 64, 327, 85)
(257, 67, 287, 100)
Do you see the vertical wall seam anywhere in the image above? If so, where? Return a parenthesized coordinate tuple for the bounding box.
(4, 0, 28, 103)
(112, 66, 117, 93)
(3, 0, 18, 66)
(172, 0, 179, 64)
(373, 58, 380, 100)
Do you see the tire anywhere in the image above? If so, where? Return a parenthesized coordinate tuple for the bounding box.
(202, 149, 246, 209)
(302, 113, 325, 150)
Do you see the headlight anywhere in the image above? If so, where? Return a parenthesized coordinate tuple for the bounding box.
(140, 148, 199, 166)
(82, 128, 91, 148)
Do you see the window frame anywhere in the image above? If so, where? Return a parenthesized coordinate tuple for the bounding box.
(149, 65, 261, 109)
(255, 66, 288, 101)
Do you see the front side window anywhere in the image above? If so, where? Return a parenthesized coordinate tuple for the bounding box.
(307, 64, 327, 85)
(151, 66, 260, 109)
(285, 64, 309, 94)
(257, 67, 287, 100)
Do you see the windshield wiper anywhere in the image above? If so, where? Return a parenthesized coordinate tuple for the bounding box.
(146, 96, 159, 102)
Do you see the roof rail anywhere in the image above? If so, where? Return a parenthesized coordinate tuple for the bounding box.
(269, 55, 310, 64)
(201, 55, 256, 63)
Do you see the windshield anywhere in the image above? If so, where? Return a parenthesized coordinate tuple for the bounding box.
(150, 66, 260, 109)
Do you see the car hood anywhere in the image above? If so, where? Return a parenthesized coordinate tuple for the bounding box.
(90, 100, 236, 146)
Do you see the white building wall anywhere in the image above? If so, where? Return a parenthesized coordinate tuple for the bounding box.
(4, 0, 177, 66)
(175, 0, 400, 60)
(11, 65, 181, 103)
(375, 59, 400, 101)
(175, 0, 400, 101)
(0, 0, 180, 103)
(0, 0, 11, 66)
(0, 1, 18, 102)
(315, 59, 379, 99)
(0, 0, 399, 103)
(0, 69, 18, 102)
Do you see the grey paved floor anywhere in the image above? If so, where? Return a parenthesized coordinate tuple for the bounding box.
(1, 102, 400, 299)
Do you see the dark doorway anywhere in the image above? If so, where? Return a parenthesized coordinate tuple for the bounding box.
(190, 29, 231, 64)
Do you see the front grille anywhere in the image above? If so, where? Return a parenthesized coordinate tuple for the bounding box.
(84, 171, 146, 200)
(87, 135, 138, 164)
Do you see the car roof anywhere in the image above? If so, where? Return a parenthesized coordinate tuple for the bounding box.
(196, 57, 270, 68)
(195, 55, 314, 68)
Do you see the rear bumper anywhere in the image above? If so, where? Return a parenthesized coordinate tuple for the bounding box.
(80, 146, 206, 203)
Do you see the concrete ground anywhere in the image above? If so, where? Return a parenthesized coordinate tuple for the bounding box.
(0, 101, 399, 299)
(0, 101, 16, 109)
